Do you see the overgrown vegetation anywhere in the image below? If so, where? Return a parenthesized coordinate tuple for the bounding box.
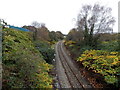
(34, 40, 55, 64)
(65, 33, 120, 87)
(77, 50, 120, 86)
(65, 3, 120, 88)
(2, 28, 53, 88)
(97, 40, 119, 52)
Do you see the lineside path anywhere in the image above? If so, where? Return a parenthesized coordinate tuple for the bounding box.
(55, 41, 93, 89)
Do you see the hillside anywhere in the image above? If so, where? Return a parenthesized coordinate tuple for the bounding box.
(2, 28, 53, 88)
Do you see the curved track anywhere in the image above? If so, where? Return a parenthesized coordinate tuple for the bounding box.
(55, 41, 93, 89)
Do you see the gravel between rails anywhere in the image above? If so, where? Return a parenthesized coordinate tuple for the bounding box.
(55, 41, 93, 89)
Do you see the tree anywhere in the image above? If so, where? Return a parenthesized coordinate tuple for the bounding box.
(77, 3, 115, 47)
(49, 31, 64, 41)
(66, 28, 84, 42)
(0, 19, 8, 29)
(56, 31, 64, 40)
(31, 21, 50, 41)
(23, 25, 37, 40)
(49, 31, 57, 41)
(37, 25, 50, 41)
(31, 21, 45, 28)
(24, 21, 50, 41)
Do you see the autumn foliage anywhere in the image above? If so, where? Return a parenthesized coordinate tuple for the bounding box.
(2, 28, 53, 88)
(77, 50, 120, 85)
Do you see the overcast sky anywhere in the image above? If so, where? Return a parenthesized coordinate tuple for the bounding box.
(0, 0, 119, 34)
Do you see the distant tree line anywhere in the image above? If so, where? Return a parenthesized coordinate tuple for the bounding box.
(23, 21, 64, 42)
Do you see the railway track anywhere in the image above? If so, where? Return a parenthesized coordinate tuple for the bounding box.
(55, 41, 93, 89)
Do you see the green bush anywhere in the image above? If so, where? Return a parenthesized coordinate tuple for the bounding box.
(79, 45, 93, 54)
(97, 41, 119, 52)
(2, 28, 53, 88)
(34, 41, 55, 64)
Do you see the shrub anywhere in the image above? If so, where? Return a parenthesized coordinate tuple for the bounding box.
(97, 41, 119, 52)
(77, 50, 120, 86)
(34, 41, 55, 64)
(2, 28, 53, 88)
